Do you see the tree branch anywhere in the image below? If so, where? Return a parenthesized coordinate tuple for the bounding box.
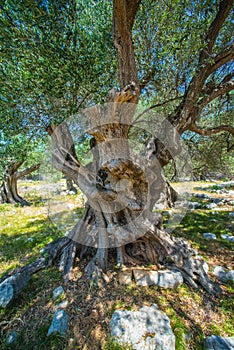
(16, 163, 40, 179)
(188, 123, 234, 137)
(199, 79, 234, 109)
(7, 162, 23, 175)
(199, 0, 234, 63)
(134, 96, 182, 124)
(139, 68, 156, 91)
(126, 0, 142, 30)
(169, 2, 233, 130)
(112, 0, 140, 91)
(209, 42, 234, 75)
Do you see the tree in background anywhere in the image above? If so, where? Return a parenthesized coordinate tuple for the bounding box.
(0, 0, 233, 297)
(0, 131, 43, 205)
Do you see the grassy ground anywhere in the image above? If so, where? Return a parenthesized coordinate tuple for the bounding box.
(0, 180, 233, 349)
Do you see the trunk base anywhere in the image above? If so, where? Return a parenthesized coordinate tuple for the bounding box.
(0, 216, 222, 307)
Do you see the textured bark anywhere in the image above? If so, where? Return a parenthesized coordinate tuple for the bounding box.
(0, 162, 40, 206)
(0, 0, 227, 304)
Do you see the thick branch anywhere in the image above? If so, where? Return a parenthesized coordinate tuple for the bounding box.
(168, 3, 233, 131)
(126, 0, 142, 30)
(7, 161, 23, 175)
(16, 163, 40, 179)
(188, 123, 234, 137)
(199, 0, 233, 63)
(112, 0, 140, 92)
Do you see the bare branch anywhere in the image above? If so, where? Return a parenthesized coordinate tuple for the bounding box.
(134, 96, 183, 124)
(188, 123, 234, 137)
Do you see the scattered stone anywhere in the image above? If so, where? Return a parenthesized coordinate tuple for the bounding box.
(47, 310, 69, 337)
(188, 201, 201, 210)
(213, 266, 234, 283)
(6, 331, 18, 345)
(211, 198, 223, 204)
(194, 193, 210, 199)
(118, 271, 132, 285)
(54, 300, 69, 311)
(53, 286, 65, 301)
(0, 272, 30, 308)
(109, 304, 175, 350)
(68, 190, 77, 195)
(221, 234, 234, 243)
(206, 203, 218, 209)
(133, 269, 183, 289)
(203, 233, 217, 240)
(60, 191, 67, 196)
(204, 335, 234, 350)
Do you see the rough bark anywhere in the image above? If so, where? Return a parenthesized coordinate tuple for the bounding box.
(0, 0, 226, 305)
(0, 162, 40, 206)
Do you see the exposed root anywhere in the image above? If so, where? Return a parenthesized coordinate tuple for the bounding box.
(122, 227, 222, 294)
(58, 240, 77, 282)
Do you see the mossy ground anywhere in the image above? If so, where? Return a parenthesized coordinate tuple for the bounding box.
(0, 180, 233, 349)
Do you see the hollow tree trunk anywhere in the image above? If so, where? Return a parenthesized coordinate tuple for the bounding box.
(0, 162, 40, 206)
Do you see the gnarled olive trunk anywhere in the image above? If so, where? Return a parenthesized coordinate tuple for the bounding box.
(0, 0, 227, 305)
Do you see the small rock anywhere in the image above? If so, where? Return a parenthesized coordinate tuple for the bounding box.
(109, 304, 175, 350)
(188, 202, 201, 210)
(0, 272, 30, 308)
(68, 190, 76, 195)
(211, 198, 223, 204)
(26, 237, 34, 242)
(118, 271, 132, 285)
(60, 191, 67, 196)
(6, 331, 18, 345)
(194, 193, 210, 199)
(53, 286, 65, 301)
(203, 233, 217, 240)
(47, 310, 69, 337)
(229, 212, 234, 218)
(213, 266, 234, 283)
(133, 269, 183, 289)
(206, 203, 218, 209)
(225, 270, 234, 282)
(204, 335, 234, 349)
(54, 300, 68, 311)
(221, 234, 234, 243)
